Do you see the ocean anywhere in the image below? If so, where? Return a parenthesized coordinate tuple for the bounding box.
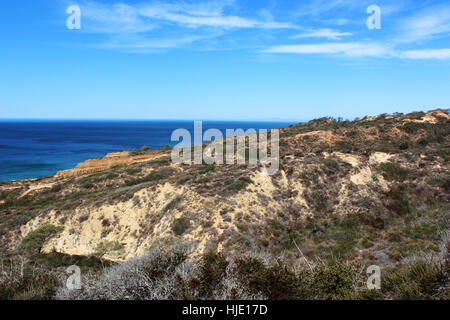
(0, 120, 294, 181)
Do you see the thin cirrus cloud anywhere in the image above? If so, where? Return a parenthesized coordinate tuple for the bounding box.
(395, 4, 450, 43)
(264, 42, 393, 58)
(399, 49, 450, 60)
(79, 2, 155, 33)
(77, 0, 297, 33)
(291, 28, 352, 40)
(96, 31, 225, 53)
(264, 2, 450, 60)
(72, 0, 299, 50)
(264, 43, 450, 60)
(67, 0, 450, 59)
(138, 6, 296, 29)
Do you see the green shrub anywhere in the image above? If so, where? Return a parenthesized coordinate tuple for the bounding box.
(197, 165, 216, 174)
(224, 177, 252, 191)
(21, 224, 64, 255)
(311, 191, 328, 211)
(372, 173, 380, 182)
(39, 252, 112, 270)
(129, 148, 139, 156)
(399, 142, 409, 150)
(93, 241, 124, 258)
(129, 146, 151, 156)
(323, 159, 339, 171)
(104, 172, 119, 179)
(389, 240, 437, 259)
(382, 260, 447, 299)
(143, 248, 186, 282)
(389, 190, 411, 215)
(286, 167, 294, 176)
(172, 218, 191, 236)
(188, 251, 228, 297)
(78, 214, 89, 223)
(403, 222, 438, 240)
(81, 182, 94, 189)
(124, 167, 173, 186)
(235, 257, 301, 299)
(0, 197, 32, 210)
(163, 196, 182, 213)
(380, 162, 410, 180)
(0, 256, 60, 300)
(311, 216, 361, 258)
(312, 262, 354, 299)
(406, 111, 426, 120)
(146, 155, 171, 165)
(1, 211, 34, 229)
(50, 184, 63, 193)
(334, 141, 353, 153)
(126, 167, 141, 175)
(418, 138, 429, 146)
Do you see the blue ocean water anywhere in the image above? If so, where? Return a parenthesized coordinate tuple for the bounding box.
(0, 120, 293, 181)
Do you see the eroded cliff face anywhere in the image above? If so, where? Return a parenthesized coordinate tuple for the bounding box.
(22, 170, 282, 260)
(20, 151, 400, 261)
(55, 150, 168, 178)
(1, 110, 449, 266)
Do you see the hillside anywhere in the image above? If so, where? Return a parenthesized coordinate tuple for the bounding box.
(0, 109, 449, 300)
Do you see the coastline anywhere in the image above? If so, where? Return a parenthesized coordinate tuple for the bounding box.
(0, 120, 291, 182)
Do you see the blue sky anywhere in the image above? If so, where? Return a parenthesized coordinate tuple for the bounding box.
(0, 0, 449, 121)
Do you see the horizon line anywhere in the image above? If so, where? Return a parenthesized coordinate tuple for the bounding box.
(0, 118, 304, 123)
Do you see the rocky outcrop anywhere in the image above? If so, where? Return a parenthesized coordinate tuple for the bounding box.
(55, 150, 168, 178)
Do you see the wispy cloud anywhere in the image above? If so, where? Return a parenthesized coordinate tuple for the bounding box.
(77, 0, 297, 32)
(141, 4, 297, 29)
(293, 0, 366, 17)
(72, 0, 299, 49)
(395, 4, 450, 43)
(264, 42, 392, 57)
(262, 1, 450, 60)
(95, 30, 225, 53)
(80, 2, 156, 33)
(265, 43, 450, 60)
(65, 0, 450, 59)
(291, 28, 352, 40)
(399, 48, 450, 60)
